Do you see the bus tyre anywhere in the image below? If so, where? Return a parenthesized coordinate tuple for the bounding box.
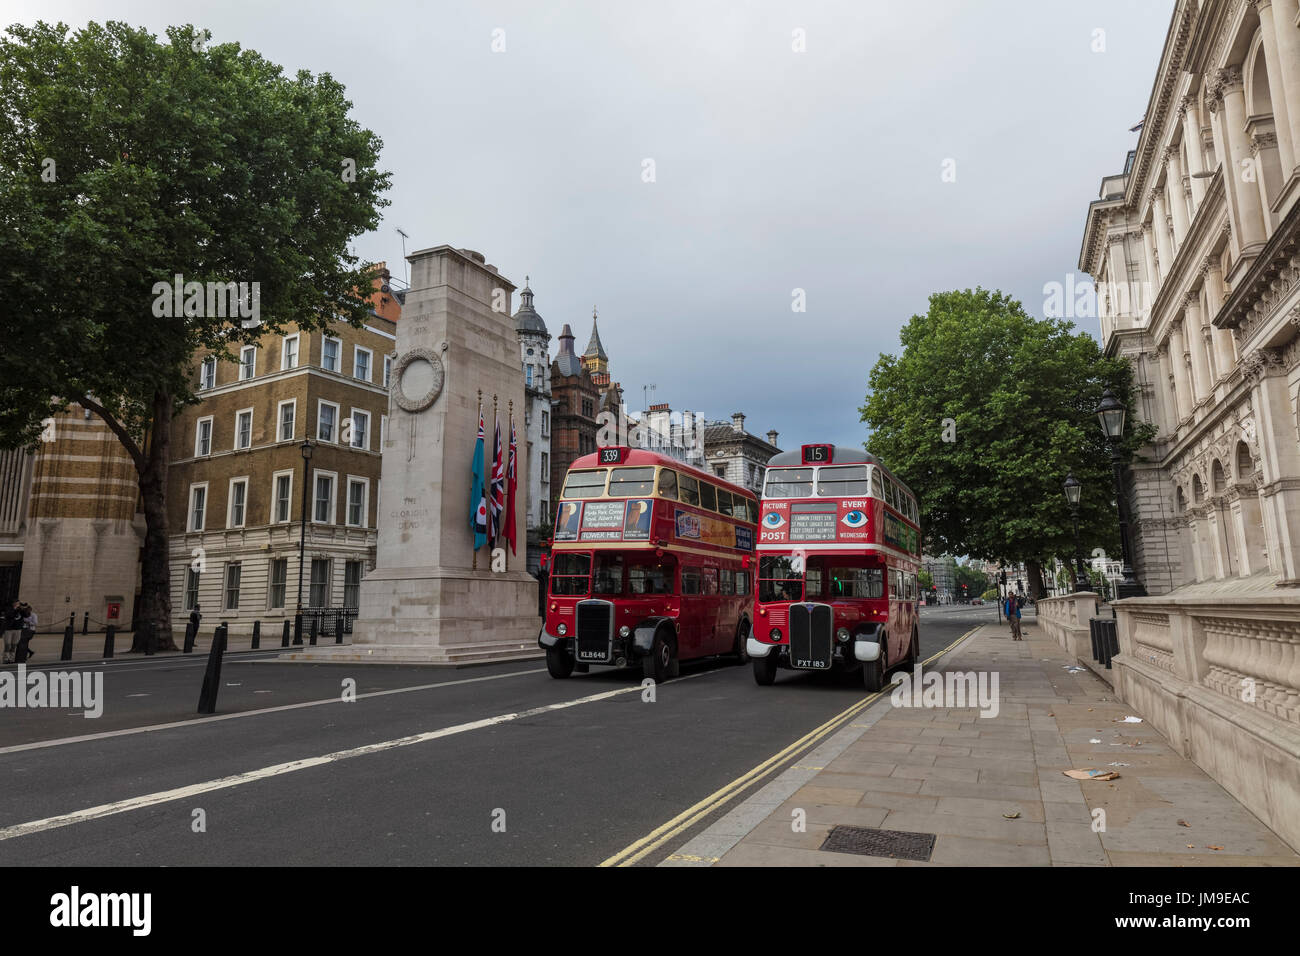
(546, 647, 574, 679)
(862, 635, 886, 692)
(905, 627, 919, 667)
(753, 654, 778, 686)
(732, 621, 750, 665)
(643, 629, 675, 682)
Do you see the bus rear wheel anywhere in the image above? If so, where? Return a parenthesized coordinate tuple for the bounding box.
(643, 630, 676, 682)
(862, 634, 886, 692)
(753, 654, 778, 686)
(546, 646, 574, 679)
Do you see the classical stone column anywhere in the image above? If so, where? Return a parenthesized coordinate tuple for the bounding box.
(1207, 498, 1236, 578)
(1245, 348, 1300, 582)
(1184, 292, 1213, 404)
(1251, 131, 1283, 225)
(1254, 0, 1300, 181)
(1154, 342, 1178, 435)
(1201, 258, 1236, 377)
(1152, 192, 1174, 273)
(1168, 320, 1194, 422)
(1181, 96, 1209, 207)
(1215, 66, 1270, 253)
(1166, 149, 1191, 243)
(1142, 223, 1161, 296)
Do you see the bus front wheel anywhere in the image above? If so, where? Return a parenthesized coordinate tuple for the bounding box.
(753, 654, 778, 686)
(643, 630, 676, 682)
(731, 620, 750, 665)
(546, 646, 574, 679)
(862, 635, 886, 692)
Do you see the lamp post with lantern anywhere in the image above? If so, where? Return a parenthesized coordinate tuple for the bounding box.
(1094, 389, 1146, 599)
(1062, 472, 1089, 592)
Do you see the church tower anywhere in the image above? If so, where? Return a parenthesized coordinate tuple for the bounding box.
(513, 278, 551, 570)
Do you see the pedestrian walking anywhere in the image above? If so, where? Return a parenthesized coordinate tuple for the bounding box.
(1004, 592, 1022, 641)
(2, 600, 23, 664)
(16, 602, 37, 663)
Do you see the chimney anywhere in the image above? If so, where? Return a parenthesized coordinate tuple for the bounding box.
(731, 412, 745, 433)
(767, 429, 779, 447)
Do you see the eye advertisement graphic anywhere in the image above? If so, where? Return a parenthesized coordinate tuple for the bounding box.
(759, 499, 872, 543)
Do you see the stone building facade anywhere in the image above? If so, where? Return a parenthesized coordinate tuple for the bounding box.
(0, 409, 144, 630)
(1076, 0, 1300, 850)
(548, 323, 600, 526)
(167, 270, 400, 634)
(514, 280, 552, 570)
(701, 413, 781, 495)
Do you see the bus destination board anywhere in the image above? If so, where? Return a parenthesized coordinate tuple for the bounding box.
(789, 502, 838, 541)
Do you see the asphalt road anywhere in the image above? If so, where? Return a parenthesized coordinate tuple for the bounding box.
(0, 604, 999, 866)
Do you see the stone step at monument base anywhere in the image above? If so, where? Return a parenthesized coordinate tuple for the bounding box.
(279, 640, 543, 666)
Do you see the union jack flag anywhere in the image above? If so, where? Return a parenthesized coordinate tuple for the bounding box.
(488, 416, 505, 546)
(504, 418, 518, 554)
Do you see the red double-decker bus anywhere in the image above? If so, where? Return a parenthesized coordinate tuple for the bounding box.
(538, 446, 759, 681)
(748, 444, 922, 689)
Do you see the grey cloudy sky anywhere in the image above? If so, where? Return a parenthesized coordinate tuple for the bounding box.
(9, 0, 1174, 449)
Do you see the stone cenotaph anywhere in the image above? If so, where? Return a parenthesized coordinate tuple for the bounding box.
(327, 245, 540, 663)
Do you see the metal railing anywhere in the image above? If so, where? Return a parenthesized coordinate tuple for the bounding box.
(1089, 617, 1119, 669)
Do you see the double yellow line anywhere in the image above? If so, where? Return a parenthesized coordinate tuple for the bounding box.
(599, 623, 982, 867)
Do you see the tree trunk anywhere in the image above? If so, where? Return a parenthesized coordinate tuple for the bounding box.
(1025, 559, 1046, 600)
(136, 389, 176, 651)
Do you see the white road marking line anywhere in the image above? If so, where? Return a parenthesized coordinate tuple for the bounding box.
(0, 668, 548, 755)
(0, 672, 712, 843)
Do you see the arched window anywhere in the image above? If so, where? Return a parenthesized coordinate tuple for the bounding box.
(1211, 459, 1227, 494)
(1236, 440, 1254, 482)
(1192, 474, 1204, 504)
(1175, 486, 1186, 512)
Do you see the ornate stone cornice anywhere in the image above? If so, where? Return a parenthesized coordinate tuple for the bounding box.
(1241, 347, 1287, 384)
(1250, 132, 1278, 154)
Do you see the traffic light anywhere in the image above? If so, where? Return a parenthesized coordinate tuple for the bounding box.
(1000, 570, 1007, 586)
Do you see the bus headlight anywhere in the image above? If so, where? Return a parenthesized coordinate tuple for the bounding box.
(769, 628, 782, 642)
(619, 625, 631, 638)
(557, 623, 567, 636)
(836, 627, 851, 643)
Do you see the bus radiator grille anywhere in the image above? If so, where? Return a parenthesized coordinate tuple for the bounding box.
(788, 603, 833, 670)
(575, 600, 614, 663)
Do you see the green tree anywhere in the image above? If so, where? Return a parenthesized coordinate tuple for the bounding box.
(859, 288, 1151, 598)
(954, 562, 988, 598)
(918, 569, 933, 591)
(0, 21, 390, 645)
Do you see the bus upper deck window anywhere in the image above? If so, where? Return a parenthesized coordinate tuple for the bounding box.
(699, 482, 717, 512)
(816, 465, 870, 496)
(563, 469, 608, 498)
(715, 489, 732, 516)
(679, 475, 700, 506)
(657, 468, 678, 500)
(764, 468, 813, 497)
(608, 467, 656, 497)
(870, 468, 883, 499)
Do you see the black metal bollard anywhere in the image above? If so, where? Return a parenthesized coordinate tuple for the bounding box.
(197, 623, 228, 715)
(81, 611, 89, 635)
(281, 620, 291, 648)
(1089, 618, 1101, 662)
(251, 620, 261, 650)
(335, 610, 344, 644)
(61, 622, 74, 661)
(309, 615, 318, 646)
(293, 613, 303, 646)
(183, 619, 197, 654)
(103, 625, 116, 659)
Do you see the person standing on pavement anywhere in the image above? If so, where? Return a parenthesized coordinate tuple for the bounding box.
(16, 602, 37, 663)
(1004, 592, 1022, 641)
(2, 600, 23, 664)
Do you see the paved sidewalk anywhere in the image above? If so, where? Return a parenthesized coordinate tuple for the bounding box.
(663, 619, 1300, 867)
(7, 628, 339, 664)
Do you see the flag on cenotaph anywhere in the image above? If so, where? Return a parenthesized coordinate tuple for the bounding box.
(488, 416, 505, 546)
(504, 417, 518, 554)
(471, 405, 488, 550)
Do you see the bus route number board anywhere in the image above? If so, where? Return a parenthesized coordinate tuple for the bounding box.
(789, 503, 837, 541)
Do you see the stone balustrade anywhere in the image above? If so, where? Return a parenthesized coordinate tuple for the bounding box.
(1113, 583, 1300, 851)
(1035, 591, 1101, 662)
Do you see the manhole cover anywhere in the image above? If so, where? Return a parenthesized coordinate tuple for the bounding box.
(819, 825, 936, 862)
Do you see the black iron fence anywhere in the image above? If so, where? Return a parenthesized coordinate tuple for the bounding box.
(301, 607, 359, 637)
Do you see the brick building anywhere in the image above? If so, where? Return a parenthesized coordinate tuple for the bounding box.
(548, 323, 599, 525)
(167, 268, 401, 634)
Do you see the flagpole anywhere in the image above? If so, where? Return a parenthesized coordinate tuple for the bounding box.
(473, 390, 481, 571)
(493, 393, 499, 555)
(506, 400, 513, 572)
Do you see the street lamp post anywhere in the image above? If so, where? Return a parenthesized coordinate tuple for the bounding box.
(1063, 473, 1089, 592)
(1094, 389, 1147, 599)
(295, 439, 315, 643)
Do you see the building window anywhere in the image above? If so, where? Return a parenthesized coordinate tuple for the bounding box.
(541, 451, 548, 475)
(383, 354, 393, 388)
(309, 558, 330, 607)
(273, 472, 293, 523)
(228, 477, 248, 528)
(184, 567, 200, 610)
(542, 411, 549, 436)
(381, 415, 388, 447)
(189, 484, 207, 532)
(322, 336, 341, 373)
(318, 401, 338, 442)
(268, 558, 287, 609)
(354, 346, 372, 382)
(347, 477, 368, 527)
(526, 365, 534, 388)
(344, 560, 363, 608)
(349, 409, 370, 450)
(234, 409, 253, 450)
(195, 417, 213, 457)
(278, 400, 295, 442)
(281, 334, 299, 370)
(314, 472, 336, 524)
(199, 357, 216, 390)
(224, 562, 242, 610)
(240, 345, 256, 381)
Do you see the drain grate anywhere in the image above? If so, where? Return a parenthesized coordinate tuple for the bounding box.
(819, 825, 936, 862)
